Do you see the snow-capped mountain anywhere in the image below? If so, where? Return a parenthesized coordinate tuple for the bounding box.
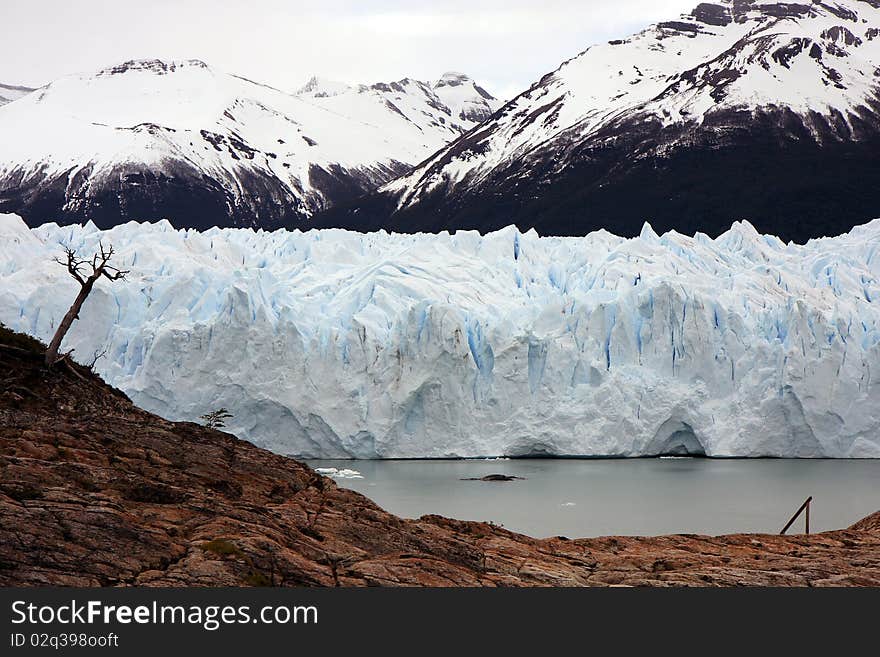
(295, 76, 354, 98)
(0, 82, 35, 105)
(2, 212, 878, 458)
(296, 72, 501, 144)
(319, 0, 880, 243)
(0, 60, 498, 230)
(431, 71, 500, 124)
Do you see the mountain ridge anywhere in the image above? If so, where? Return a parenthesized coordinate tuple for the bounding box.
(0, 59, 498, 231)
(316, 0, 880, 243)
(0, 82, 35, 105)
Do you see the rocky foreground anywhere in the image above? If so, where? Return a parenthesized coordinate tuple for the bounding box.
(1, 326, 878, 587)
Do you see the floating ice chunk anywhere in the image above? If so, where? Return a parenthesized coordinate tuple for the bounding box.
(315, 467, 364, 479)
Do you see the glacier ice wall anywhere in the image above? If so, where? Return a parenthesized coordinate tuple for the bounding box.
(1, 213, 879, 458)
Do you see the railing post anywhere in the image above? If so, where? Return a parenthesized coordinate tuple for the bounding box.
(780, 496, 813, 535)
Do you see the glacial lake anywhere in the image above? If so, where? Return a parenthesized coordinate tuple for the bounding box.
(306, 458, 880, 538)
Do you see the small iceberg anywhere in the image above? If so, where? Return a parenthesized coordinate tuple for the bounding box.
(315, 467, 364, 479)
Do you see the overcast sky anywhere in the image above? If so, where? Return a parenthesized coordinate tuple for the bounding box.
(3, 0, 697, 99)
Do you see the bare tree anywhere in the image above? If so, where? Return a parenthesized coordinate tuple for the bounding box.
(45, 243, 129, 367)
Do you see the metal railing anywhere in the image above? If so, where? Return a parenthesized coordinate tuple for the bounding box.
(779, 496, 812, 535)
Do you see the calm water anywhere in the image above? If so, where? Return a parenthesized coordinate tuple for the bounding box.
(307, 458, 880, 538)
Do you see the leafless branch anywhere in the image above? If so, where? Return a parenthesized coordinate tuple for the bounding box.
(52, 247, 87, 286)
(52, 242, 130, 286)
(97, 242, 130, 281)
(88, 346, 109, 371)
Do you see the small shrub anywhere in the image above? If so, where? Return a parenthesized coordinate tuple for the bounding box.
(200, 408, 233, 430)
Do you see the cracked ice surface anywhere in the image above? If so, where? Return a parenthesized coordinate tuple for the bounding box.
(1, 213, 878, 458)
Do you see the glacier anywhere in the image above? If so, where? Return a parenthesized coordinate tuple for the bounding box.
(1, 212, 879, 458)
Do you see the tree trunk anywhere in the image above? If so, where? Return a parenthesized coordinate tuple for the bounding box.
(45, 278, 95, 367)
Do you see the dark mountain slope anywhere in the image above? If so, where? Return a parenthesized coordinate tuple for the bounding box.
(317, 1, 880, 242)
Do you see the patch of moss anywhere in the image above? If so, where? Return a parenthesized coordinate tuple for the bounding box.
(201, 539, 242, 557)
(244, 571, 272, 586)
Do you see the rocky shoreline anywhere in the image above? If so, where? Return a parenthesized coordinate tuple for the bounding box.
(1, 326, 878, 587)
